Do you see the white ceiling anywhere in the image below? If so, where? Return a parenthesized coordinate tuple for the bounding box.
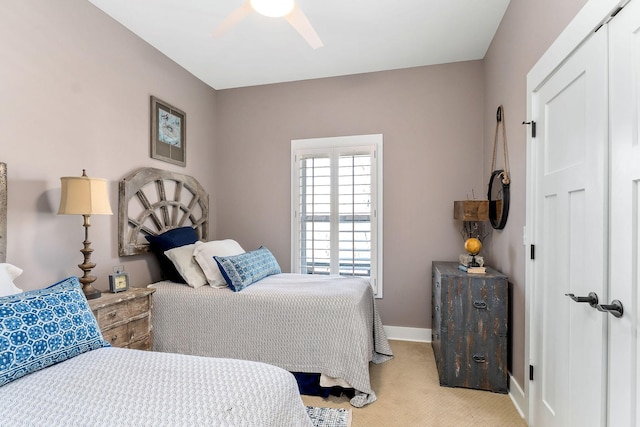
(88, 0, 511, 90)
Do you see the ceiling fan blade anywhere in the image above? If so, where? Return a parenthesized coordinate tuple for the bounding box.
(284, 3, 323, 49)
(212, 1, 253, 38)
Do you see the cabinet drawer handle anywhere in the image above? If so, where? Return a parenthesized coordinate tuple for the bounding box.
(472, 354, 486, 363)
(473, 300, 487, 309)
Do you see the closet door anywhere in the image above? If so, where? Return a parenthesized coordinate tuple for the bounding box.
(529, 27, 609, 427)
(608, 1, 640, 425)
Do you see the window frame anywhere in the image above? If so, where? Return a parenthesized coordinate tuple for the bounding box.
(291, 134, 383, 298)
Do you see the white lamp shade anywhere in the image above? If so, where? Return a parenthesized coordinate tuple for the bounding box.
(250, 0, 294, 17)
(58, 175, 113, 215)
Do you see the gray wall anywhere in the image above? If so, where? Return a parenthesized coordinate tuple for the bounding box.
(1, 0, 217, 289)
(215, 64, 485, 330)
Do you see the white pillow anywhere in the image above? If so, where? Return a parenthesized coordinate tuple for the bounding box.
(0, 263, 24, 297)
(193, 240, 245, 288)
(164, 243, 208, 288)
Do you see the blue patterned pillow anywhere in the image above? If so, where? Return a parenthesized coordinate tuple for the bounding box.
(0, 276, 110, 386)
(215, 246, 281, 291)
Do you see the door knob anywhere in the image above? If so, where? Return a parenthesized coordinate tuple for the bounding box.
(565, 292, 599, 308)
(596, 300, 624, 318)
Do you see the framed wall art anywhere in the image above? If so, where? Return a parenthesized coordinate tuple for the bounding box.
(150, 96, 186, 166)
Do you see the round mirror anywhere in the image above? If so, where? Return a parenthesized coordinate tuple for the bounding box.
(488, 169, 510, 230)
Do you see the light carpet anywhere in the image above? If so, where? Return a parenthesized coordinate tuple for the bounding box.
(307, 406, 352, 427)
(302, 340, 526, 426)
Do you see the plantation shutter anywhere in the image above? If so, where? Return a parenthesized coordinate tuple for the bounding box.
(298, 154, 332, 274)
(292, 135, 382, 296)
(295, 146, 377, 285)
(338, 152, 372, 277)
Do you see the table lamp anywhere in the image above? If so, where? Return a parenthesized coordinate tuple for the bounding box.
(58, 170, 113, 300)
(453, 200, 488, 268)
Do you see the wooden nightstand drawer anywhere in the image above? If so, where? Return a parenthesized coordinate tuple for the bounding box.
(128, 334, 152, 351)
(94, 296, 150, 329)
(101, 315, 150, 347)
(89, 288, 156, 351)
(437, 330, 508, 393)
(102, 322, 129, 347)
(128, 315, 151, 343)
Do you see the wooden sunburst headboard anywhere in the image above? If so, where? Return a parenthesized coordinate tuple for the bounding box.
(0, 162, 6, 263)
(118, 167, 209, 256)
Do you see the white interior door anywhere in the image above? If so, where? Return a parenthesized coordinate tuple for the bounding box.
(608, 1, 640, 425)
(530, 27, 609, 427)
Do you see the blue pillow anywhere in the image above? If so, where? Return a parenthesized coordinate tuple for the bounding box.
(215, 246, 281, 291)
(145, 227, 199, 283)
(0, 276, 110, 386)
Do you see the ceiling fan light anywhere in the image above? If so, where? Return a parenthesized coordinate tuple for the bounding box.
(250, 0, 294, 18)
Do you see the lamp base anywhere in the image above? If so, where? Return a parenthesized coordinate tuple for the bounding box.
(77, 214, 101, 300)
(81, 283, 102, 300)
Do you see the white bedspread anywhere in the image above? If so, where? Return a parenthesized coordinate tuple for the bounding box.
(0, 347, 313, 426)
(150, 274, 393, 407)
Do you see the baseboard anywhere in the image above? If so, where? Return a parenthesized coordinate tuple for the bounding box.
(383, 326, 431, 342)
(508, 374, 528, 421)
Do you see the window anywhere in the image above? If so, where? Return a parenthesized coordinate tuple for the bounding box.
(291, 134, 383, 297)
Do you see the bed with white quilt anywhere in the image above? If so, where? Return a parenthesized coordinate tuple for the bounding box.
(119, 167, 394, 408)
(151, 273, 392, 407)
(0, 163, 315, 426)
(0, 278, 314, 426)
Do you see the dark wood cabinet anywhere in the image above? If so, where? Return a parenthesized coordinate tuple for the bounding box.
(431, 261, 508, 393)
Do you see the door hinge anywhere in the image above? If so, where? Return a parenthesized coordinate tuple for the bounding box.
(522, 120, 536, 138)
(594, 2, 628, 33)
(530, 365, 534, 381)
(610, 5, 624, 18)
(530, 244, 535, 260)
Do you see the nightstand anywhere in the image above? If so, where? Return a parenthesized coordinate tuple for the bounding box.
(431, 261, 508, 393)
(88, 287, 156, 350)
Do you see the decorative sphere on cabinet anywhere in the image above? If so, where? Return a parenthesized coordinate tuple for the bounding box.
(464, 237, 482, 255)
